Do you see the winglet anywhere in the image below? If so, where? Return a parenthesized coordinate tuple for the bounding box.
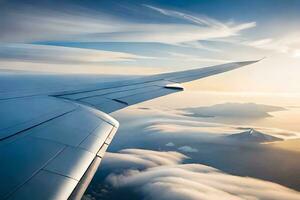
(259, 57, 266, 61)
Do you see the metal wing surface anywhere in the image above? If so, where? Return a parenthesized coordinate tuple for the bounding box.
(0, 60, 259, 200)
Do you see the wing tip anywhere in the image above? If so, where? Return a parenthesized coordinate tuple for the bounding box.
(254, 56, 266, 62)
(259, 56, 266, 61)
(236, 57, 265, 66)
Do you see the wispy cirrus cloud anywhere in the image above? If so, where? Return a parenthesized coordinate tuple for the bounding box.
(144, 5, 256, 33)
(139, 5, 256, 44)
(243, 32, 300, 58)
(0, 3, 258, 73)
(0, 4, 256, 45)
(167, 52, 233, 63)
(0, 43, 147, 64)
(0, 43, 155, 73)
(0, 5, 122, 43)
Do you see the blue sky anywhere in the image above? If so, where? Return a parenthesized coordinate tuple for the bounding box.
(1, 0, 300, 93)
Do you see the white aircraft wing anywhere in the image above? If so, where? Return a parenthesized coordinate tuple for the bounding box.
(0, 60, 259, 200)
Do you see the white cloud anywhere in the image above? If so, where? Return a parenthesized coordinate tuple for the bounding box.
(292, 49, 300, 58)
(244, 38, 273, 48)
(0, 43, 145, 63)
(144, 5, 228, 28)
(0, 4, 259, 73)
(115, 105, 299, 143)
(0, 4, 258, 73)
(142, 5, 256, 44)
(0, 5, 256, 45)
(105, 149, 300, 200)
(0, 6, 122, 42)
(102, 149, 188, 169)
(166, 142, 175, 147)
(168, 52, 232, 63)
(0, 60, 160, 74)
(144, 5, 255, 32)
(145, 119, 238, 137)
(243, 33, 300, 57)
(178, 146, 199, 153)
(0, 43, 154, 73)
(179, 41, 222, 52)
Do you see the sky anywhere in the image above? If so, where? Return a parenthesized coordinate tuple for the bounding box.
(1, 0, 300, 94)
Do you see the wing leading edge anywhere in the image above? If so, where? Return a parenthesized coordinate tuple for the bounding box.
(57, 60, 259, 113)
(0, 60, 260, 200)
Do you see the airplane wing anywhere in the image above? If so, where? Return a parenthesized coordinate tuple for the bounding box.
(0, 60, 259, 200)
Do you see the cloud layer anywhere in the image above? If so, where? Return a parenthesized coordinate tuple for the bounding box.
(104, 149, 300, 200)
(102, 149, 188, 169)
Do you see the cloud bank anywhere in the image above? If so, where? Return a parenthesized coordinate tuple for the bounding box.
(115, 103, 297, 144)
(102, 149, 188, 169)
(108, 105, 300, 192)
(104, 149, 300, 200)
